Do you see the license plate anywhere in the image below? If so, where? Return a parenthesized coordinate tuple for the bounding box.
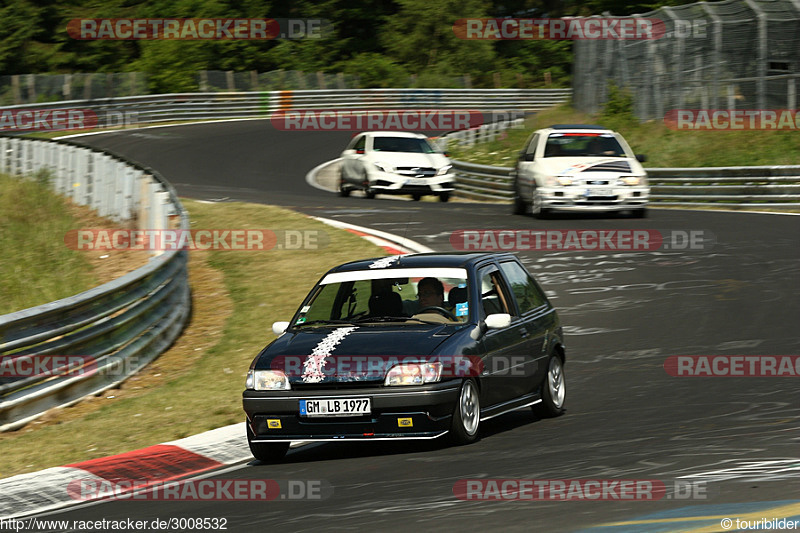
(586, 188, 613, 197)
(299, 398, 371, 417)
(404, 179, 425, 185)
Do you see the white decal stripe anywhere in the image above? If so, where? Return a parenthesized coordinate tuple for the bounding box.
(302, 327, 359, 383)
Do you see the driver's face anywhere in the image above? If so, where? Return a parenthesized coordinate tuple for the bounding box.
(418, 286, 443, 309)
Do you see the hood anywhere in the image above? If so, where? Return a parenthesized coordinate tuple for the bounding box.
(254, 325, 455, 384)
(371, 152, 449, 170)
(537, 157, 646, 178)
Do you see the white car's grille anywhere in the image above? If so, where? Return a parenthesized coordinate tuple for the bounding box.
(395, 167, 437, 177)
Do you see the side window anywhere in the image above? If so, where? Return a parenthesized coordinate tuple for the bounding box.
(525, 134, 540, 156)
(479, 269, 514, 317)
(353, 135, 367, 150)
(499, 261, 546, 314)
(347, 135, 362, 150)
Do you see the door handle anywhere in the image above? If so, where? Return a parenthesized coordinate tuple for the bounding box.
(520, 328, 529, 338)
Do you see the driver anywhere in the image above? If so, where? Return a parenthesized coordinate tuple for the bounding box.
(417, 277, 445, 310)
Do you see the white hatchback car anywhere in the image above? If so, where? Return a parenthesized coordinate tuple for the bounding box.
(339, 131, 456, 202)
(513, 124, 649, 218)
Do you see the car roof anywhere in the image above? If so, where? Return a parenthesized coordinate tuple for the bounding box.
(538, 124, 616, 134)
(550, 124, 608, 130)
(360, 131, 427, 139)
(328, 252, 516, 273)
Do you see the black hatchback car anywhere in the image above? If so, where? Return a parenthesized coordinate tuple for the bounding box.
(243, 252, 566, 461)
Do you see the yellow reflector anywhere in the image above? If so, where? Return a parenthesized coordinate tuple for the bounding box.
(267, 419, 282, 429)
(398, 418, 413, 427)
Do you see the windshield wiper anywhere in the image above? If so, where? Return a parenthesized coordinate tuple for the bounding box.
(294, 319, 360, 328)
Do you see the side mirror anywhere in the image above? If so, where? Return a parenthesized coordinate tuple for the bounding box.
(272, 321, 290, 336)
(520, 152, 535, 162)
(636, 154, 647, 163)
(485, 313, 512, 329)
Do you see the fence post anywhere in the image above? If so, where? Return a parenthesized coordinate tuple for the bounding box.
(744, 0, 767, 110)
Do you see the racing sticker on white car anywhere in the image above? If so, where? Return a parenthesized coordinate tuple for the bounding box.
(560, 160, 632, 175)
(301, 327, 359, 383)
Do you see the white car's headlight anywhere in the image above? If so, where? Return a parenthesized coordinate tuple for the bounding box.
(374, 162, 394, 173)
(247, 369, 291, 390)
(384, 363, 443, 386)
(437, 164, 452, 176)
(544, 176, 572, 187)
(619, 176, 644, 186)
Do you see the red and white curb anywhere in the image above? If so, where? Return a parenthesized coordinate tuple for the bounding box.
(312, 216, 434, 254)
(1, 224, 430, 520)
(0, 423, 250, 520)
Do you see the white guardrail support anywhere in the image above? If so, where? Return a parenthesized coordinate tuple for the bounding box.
(0, 135, 191, 431)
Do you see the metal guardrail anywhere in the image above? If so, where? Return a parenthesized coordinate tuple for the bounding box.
(0, 88, 573, 128)
(0, 89, 571, 430)
(449, 160, 800, 206)
(0, 136, 191, 431)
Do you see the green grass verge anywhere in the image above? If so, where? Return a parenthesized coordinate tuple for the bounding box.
(0, 199, 388, 478)
(0, 173, 99, 315)
(448, 104, 800, 168)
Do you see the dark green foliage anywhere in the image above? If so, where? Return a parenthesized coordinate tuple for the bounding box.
(1, 0, 699, 91)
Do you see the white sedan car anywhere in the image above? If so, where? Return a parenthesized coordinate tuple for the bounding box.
(513, 125, 649, 218)
(339, 131, 456, 202)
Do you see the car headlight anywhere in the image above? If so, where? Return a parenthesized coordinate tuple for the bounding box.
(246, 369, 291, 390)
(544, 176, 572, 187)
(619, 176, 644, 186)
(374, 162, 394, 173)
(437, 164, 452, 176)
(384, 363, 443, 386)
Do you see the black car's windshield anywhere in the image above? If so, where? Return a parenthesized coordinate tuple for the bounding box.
(371, 137, 437, 153)
(293, 268, 470, 327)
(545, 133, 626, 157)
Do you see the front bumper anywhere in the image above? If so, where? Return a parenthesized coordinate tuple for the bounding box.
(243, 380, 461, 441)
(369, 171, 456, 195)
(540, 186, 649, 211)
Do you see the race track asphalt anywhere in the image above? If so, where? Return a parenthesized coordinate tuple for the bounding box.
(46, 120, 800, 532)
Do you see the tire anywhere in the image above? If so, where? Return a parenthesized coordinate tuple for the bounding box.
(246, 423, 289, 462)
(412, 193, 422, 201)
(631, 208, 647, 218)
(449, 379, 480, 445)
(439, 192, 450, 203)
(512, 173, 527, 215)
(363, 173, 376, 199)
(338, 172, 351, 197)
(530, 186, 550, 219)
(533, 354, 566, 418)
